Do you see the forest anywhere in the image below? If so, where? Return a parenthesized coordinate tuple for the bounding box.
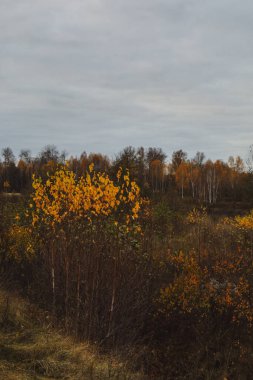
(2, 144, 253, 379)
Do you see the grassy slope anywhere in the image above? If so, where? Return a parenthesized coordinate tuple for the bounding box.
(0, 290, 145, 380)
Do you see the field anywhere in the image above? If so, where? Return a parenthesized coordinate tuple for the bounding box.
(2, 147, 253, 378)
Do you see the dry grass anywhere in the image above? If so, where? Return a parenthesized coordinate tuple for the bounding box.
(0, 290, 147, 380)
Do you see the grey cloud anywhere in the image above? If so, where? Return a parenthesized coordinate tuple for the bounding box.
(1, 0, 253, 161)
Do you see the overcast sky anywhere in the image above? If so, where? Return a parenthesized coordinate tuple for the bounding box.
(1, 0, 253, 162)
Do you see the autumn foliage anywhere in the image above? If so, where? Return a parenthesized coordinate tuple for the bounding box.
(156, 209, 253, 326)
(3, 145, 253, 378)
(11, 164, 149, 343)
(30, 164, 141, 228)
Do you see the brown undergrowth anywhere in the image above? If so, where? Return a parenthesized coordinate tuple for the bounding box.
(0, 289, 147, 380)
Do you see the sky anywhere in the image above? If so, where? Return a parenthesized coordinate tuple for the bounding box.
(1, 0, 253, 162)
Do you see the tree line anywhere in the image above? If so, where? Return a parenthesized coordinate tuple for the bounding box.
(1, 144, 253, 204)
